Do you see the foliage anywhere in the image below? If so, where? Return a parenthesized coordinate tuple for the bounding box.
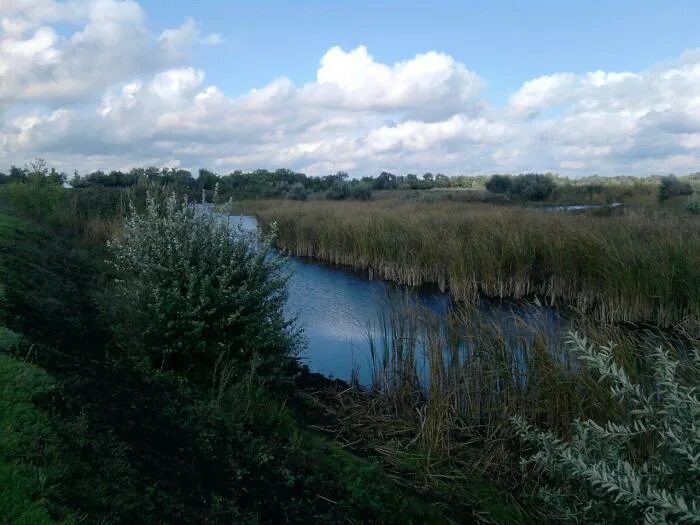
(485, 173, 556, 200)
(0, 207, 104, 353)
(0, 354, 76, 525)
(0, 325, 23, 352)
(659, 175, 693, 201)
(485, 174, 513, 194)
(511, 173, 556, 200)
(106, 192, 297, 382)
(685, 194, 700, 215)
(0, 190, 442, 524)
(326, 182, 372, 200)
(513, 333, 700, 524)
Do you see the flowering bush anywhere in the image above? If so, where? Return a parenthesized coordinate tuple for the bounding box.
(513, 333, 700, 524)
(107, 192, 297, 382)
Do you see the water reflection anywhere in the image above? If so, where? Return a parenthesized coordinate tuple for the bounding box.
(285, 256, 449, 384)
(227, 214, 562, 385)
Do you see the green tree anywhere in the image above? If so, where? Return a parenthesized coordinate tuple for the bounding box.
(485, 174, 512, 194)
(511, 173, 556, 200)
(658, 175, 693, 201)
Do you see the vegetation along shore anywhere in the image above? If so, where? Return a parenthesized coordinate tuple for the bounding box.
(0, 166, 698, 524)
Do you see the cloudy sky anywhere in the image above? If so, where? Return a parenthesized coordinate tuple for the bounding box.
(2, 0, 700, 177)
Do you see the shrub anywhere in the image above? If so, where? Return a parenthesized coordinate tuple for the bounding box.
(658, 175, 693, 201)
(350, 186, 372, 200)
(326, 184, 372, 201)
(511, 173, 556, 200)
(485, 174, 512, 194)
(685, 195, 700, 215)
(326, 183, 351, 200)
(106, 193, 298, 382)
(287, 183, 310, 201)
(513, 333, 700, 524)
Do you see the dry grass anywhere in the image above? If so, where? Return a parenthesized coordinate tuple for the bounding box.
(242, 199, 700, 326)
(315, 299, 696, 522)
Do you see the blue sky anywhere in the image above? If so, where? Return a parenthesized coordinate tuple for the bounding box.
(2, 0, 700, 176)
(138, 0, 700, 105)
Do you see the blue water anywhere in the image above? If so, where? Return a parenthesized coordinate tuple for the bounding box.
(542, 202, 622, 212)
(228, 214, 562, 385)
(285, 257, 450, 383)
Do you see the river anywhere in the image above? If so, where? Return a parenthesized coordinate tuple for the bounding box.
(228, 214, 562, 385)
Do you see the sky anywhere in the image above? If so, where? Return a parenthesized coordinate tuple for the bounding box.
(1, 0, 700, 177)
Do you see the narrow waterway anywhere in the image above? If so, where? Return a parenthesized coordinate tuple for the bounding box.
(229, 214, 563, 385)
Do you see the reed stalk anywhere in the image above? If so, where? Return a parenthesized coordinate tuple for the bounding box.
(242, 199, 700, 327)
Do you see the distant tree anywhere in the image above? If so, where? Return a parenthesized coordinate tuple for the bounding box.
(658, 175, 693, 201)
(350, 186, 372, 200)
(434, 173, 450, 187)
(9, 166, 25, 183)
(326, 183, 351, 200)
(511, 173, 556, 200)
(46, 168, 66, 185)
(485, 174, 512, 194)
(405, 173, 425, 190)
(288, 182, 310, 200)
(198, 169, 219, 190)
(26, 158, 48, 177)
(375, 171, 398, 190)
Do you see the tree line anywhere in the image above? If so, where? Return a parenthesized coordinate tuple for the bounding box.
(2, 159, 696, 203)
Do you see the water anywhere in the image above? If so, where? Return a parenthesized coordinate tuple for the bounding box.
(285, 257, 450, 383)
(228, 214, 259, 232)
(543, 202, 622, 212)
(228, 214, 562, 384)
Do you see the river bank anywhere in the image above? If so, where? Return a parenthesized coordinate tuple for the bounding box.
(240, 198, 700, 327)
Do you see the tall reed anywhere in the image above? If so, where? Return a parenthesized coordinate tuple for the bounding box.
(329, 298, 696, 520)
(242, 199, 700, 327)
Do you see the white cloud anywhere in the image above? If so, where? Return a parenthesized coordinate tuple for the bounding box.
(200, 33, 224, 45)
(0, 0, 200, 103)
(0, 1, 699, 177)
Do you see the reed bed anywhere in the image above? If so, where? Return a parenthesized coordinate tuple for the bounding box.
(242, 199, 700, 326)
(324, 299, 697, 520)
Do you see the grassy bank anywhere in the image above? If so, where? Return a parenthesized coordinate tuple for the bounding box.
(0, 347, 76, 525)
(242, 199, 700, 327)
(2, 182, 696, 523)
(0, 185, 454, 524)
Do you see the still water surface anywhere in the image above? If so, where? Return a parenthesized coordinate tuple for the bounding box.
(229, 214, 561, 384)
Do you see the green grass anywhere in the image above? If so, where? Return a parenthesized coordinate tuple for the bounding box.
(0, 353, 75, 525)
(0, 192, 448, 524)
(243, 198, 700, 326)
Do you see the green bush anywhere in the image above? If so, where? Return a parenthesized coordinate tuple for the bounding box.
(106, 193, 298, 382)
(659, 175, 693, 201)
(511, 173, 556, 200)
(485, 174, 512, 194)
(513, 333, 700, 524)
(685, 195, 700, 215)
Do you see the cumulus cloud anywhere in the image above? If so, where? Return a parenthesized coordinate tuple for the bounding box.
(303, 46, 484, 119)
(0, 0, 201, 103)
(1, 1, 699, 177)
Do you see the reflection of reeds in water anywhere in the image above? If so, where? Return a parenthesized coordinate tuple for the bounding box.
(329, 298, 697, 520)
(362, 295, 695, 451)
